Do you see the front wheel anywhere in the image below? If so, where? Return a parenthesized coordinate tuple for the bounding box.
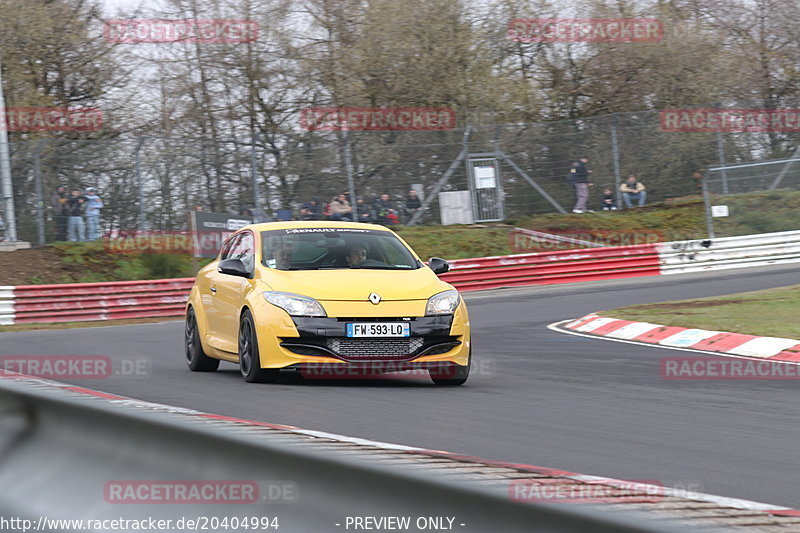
(238, 310, 280, 383)
(429, 354, 470, 386)
(185, 307, 219, 372)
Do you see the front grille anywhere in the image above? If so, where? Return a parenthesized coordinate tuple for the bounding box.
(327, 337, 425, 360)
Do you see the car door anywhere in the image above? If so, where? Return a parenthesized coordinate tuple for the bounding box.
(203, 235, 236, 350)
(213, 231, 256, 353)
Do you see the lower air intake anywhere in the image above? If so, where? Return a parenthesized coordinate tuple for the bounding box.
(327, 337, 425, 360)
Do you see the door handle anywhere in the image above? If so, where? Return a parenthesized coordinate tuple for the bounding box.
(210, 286, 217, 293)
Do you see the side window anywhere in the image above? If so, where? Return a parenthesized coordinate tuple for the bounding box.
(219, 234, 239, 261)
(229, 231, 255, 273)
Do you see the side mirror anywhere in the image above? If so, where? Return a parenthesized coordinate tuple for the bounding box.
(218, 258, 251, 278)
(428, 257, 450, 275)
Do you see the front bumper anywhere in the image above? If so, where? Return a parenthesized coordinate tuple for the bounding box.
(251, 301, 470, 369)
(281, 316, 459, 362)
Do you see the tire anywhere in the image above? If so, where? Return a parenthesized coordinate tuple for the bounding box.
(185, 307, 220, 372)
(238, 309, 280, 383)
(429, 352, 471, 386)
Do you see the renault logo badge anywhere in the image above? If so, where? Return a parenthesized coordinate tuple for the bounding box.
(368, 292, 381, 305)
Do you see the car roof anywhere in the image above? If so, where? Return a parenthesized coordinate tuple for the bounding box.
(244, 221, 396, 232)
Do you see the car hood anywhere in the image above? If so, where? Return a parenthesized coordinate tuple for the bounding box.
(260, 268, 450, 301)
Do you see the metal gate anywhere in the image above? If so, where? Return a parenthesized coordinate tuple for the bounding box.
(466, 156, 504, 222)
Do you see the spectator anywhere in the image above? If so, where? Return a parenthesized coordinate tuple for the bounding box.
(329, 194, 353, 221)
(51, 185, 68, 241)
(240, 209, 253, 217)
(275, 207, 293, 221)
(600, 187, 618, 211)
(84, 187, 104, 240)
(65, 188, 87, 242)
(0, 211, 5, 241)
(373, 193, 399, 225)
(354, 197, 375, 223)
(620, 175, 647, 207)
(567, 156, 592, 213)
(299, 198, 322, 220)
(403, 189, 423, 221)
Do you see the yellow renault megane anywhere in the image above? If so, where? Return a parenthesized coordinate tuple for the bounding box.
(185, 221, 471, 385)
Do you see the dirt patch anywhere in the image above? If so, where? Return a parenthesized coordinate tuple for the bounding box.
(0, 247, 77, 285)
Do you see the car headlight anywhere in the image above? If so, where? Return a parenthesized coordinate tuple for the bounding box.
(263, 292, 326, 317)
(425, 289, 460, 315)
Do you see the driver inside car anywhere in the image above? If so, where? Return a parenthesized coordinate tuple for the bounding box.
(346, 246, 368, 267)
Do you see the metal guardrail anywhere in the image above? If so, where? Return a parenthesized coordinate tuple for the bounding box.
(2, 230, 799, 325)
(658, 230, 800, 275)
(446, 244, 660, 291)
(0, 378, 704, 533)
(0, 278, 193, 325)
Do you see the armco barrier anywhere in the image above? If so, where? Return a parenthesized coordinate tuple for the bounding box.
(444, 244, 660, 291)
(657, 230, 800, 275)
(0, 245, 661, 325)
(0, 377, 694, 533)
(2, 230, 799, 325)
(0, 278, 194, 325)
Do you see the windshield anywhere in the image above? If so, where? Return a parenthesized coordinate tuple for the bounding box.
(261, 227, 421, 271)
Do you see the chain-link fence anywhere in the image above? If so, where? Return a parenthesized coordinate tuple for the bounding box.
(4, 109, 799, 245)
(704, 156, 800, 239)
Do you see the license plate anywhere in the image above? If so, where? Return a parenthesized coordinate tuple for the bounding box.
(346, 323, 410, 337)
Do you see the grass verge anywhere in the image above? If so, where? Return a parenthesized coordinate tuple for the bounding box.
(601, 284, 800, 339)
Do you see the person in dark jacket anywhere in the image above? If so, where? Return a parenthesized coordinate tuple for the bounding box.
(403, 189, 423, 222)
(373, 193, 399, 225)
(354, 197, 375, 223)
(600, 187, 618, 210)
(567, 157, 592, 213)
(299, 198, 322, 220)
(51, 185, 68, 241)
(65, 188, 87, 241)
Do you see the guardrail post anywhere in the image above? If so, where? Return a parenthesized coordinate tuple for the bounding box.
(701, 168, 715, 239)
(33, 140, 46, 245)
(610, 114, 623, 209)
(134, 137, 147, 231)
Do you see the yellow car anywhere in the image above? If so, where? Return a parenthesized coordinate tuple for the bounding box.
(185, 221, 471, 385)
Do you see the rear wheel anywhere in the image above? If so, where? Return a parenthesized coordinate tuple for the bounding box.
(239, 310, 280, 383)
(429, 352, 470, 386)
(185, 307, 219, 372)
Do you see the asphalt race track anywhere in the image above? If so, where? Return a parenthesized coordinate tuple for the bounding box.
(2, 264, 799, 507)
